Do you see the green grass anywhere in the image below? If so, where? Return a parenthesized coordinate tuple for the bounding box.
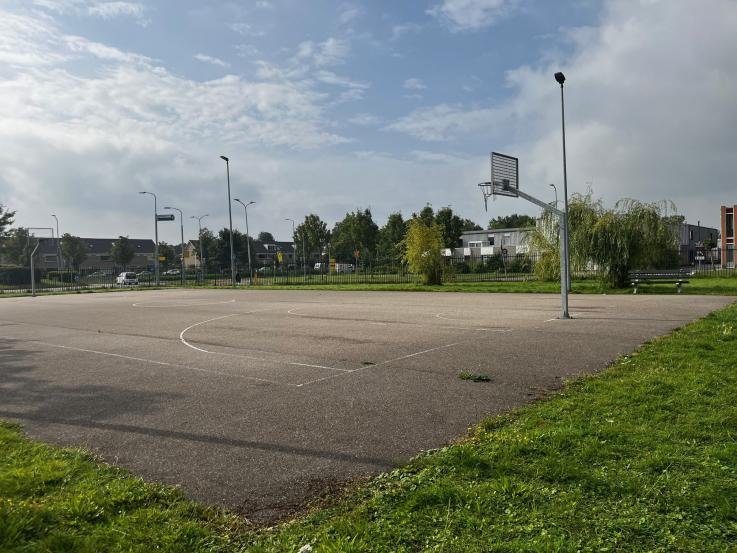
(251, 275, 737, 295)
(2, 302, 737, 551)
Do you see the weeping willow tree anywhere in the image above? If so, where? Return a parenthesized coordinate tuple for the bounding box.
(568, 192, 679, 287)
(525, 210, 560, 282)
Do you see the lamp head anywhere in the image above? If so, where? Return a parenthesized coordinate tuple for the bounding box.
(220, 155, 229, 162)
(554, 72, 565, 85)
(234, 198, 241, 203)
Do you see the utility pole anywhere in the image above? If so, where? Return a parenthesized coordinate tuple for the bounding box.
(139, 191, 159, 285)
(220, 156, 236, 287)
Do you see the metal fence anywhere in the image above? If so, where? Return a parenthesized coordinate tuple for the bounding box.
(1, 248, 734, 294)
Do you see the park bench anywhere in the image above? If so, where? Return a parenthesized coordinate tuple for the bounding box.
(628, 269, 692, 294)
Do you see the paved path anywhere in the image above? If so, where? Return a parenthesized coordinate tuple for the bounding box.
(0, 290, 731, 521)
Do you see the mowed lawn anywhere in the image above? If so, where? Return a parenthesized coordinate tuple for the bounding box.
(1, 302, 736, 552)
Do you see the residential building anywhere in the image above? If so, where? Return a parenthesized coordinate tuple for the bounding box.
(721, 205, 736, 268)
(34, 238, 155, 270)
(442, 228, 533, 259)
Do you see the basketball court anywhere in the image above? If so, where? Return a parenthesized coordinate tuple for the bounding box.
(0, 289, 730, 521)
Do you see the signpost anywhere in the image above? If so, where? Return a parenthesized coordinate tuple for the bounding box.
(156, 214, 175, 221)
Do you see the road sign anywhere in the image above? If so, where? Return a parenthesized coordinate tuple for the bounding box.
(158, 256, 166, 261)
(156, 214, 175, 221)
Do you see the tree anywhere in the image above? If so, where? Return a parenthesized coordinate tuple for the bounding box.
(525, 211, 560, 282)
(403, 218, 445, 285)
(414, 204, 435, 227)
(157, 241, 176, 269)
(461, 218, 482, 231)
(0, 204, 15, 237)
(61, 234, 88, 269)
(215, 228, 249, 270)
(330, 209, 379, 263)
(377, 212, 407, 264)
(257, 231, 275, 243)
(3, 227, 30, 265)
(198, 228, 217, 271)
(488, 214, 536, 229)
(435, 207, 465, 249)
(111, 236, 135, 269)
(568, 192, 680, 287)
(295, 214, 330, 266)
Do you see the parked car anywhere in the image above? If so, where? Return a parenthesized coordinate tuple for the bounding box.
(116, 272, 139, 285)
(164, 269, 180, 276)
(136, 270, 152, 278)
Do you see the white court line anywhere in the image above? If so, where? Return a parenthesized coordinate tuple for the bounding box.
(179, 307, 346, 373)
(296, 342, 461, 387)
(133, 299, 236, 308)
(0, 336, 287, 385)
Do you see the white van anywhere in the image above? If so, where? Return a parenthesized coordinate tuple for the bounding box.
(116, 272, 138, 285)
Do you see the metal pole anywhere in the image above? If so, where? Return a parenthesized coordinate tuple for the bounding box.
(220, 156, 236, 287)
(285, 218, 295, 273)
(234, 200, 255, 283)
(139, 192, 159, 285)
(302, 233, 306, 276)
(558, 77, 571, 292)
(164, 207, 184, 285)
(52, 214, 61, 270)
(191, 214, 208, 282)
(513, 188, 569, 319)
(549, 184, 558, 208)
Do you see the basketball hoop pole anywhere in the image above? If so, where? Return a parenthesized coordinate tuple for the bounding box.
(513, 189, 569, 319)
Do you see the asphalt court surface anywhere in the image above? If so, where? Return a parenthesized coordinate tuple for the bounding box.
(0, 289, 732, 521)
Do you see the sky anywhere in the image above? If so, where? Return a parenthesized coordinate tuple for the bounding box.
(1, 0, 736, 244)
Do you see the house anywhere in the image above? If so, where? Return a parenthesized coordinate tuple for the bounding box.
(721, 205, 736, 268)
(34, 237, 156, 270)
(253, 241, 296, 267)
(442, 228, 534, 259)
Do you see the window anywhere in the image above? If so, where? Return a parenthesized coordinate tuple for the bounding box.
(689, 229, 693, 240)
(727, 213, 734, 238)
(469, 241, 483, 247)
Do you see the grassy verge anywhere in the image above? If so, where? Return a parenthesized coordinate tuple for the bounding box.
(251, 275, 737, 295)
(2, 303, 737, 551)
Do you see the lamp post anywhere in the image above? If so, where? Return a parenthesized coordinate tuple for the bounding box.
(51, 214, 61, 271)
(554, 71, 571, 291)
(164, 206, 185, 285)
(284, 217, 305, 276)
(234, 199, 255, 283)
(139, 191, 159, 285)
(220, 155, 236, 287)
(548, 184, 558, 208)
(190, 214, 208, 281)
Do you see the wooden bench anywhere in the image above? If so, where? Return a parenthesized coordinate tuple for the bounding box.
(628, 269, 692, 294)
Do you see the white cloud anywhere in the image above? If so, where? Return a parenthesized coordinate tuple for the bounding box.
(394, 0, 737, 225)
(338, 3, 363, 25)
(403, 78, 426, 90)
(229, 22, 266, 37)
(65, 35, 150, 63)
(313, 37, 350, 66)
(428, 0, 514, 31)
(32, 0, 148, 24)
(348, 113, 381, 126)
(390, 23, 422, 40)
(194, 53, 230, 68)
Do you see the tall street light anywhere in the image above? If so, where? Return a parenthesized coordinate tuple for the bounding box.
(164, 206, 185, 286)
(139, 191, 159, 285)
(234, 199, 255, 283)
(51, 214, 61, 270)
(190, 214, 208, 280)
(548, 184, 558, 208)
(554, 71, 571, 291)
(220, 155, 236, 287)
(284, 217, 307, 276)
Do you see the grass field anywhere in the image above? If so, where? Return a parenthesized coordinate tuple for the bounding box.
(2, 300, 736, 551)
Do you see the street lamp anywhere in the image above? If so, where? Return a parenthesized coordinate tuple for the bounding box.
(220, 155, 236, 287)
(548, 184, 558, 208)
(139, 191, 159, 285)
(234, 199, 255, 282)
(164, 206, 185, 285)
(285, 218, 295, 273)
(285, 218, 307, 276)
(51, 214, 61, 270)
(554, 71, 571, 291)
(190, 214, 208, 280)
